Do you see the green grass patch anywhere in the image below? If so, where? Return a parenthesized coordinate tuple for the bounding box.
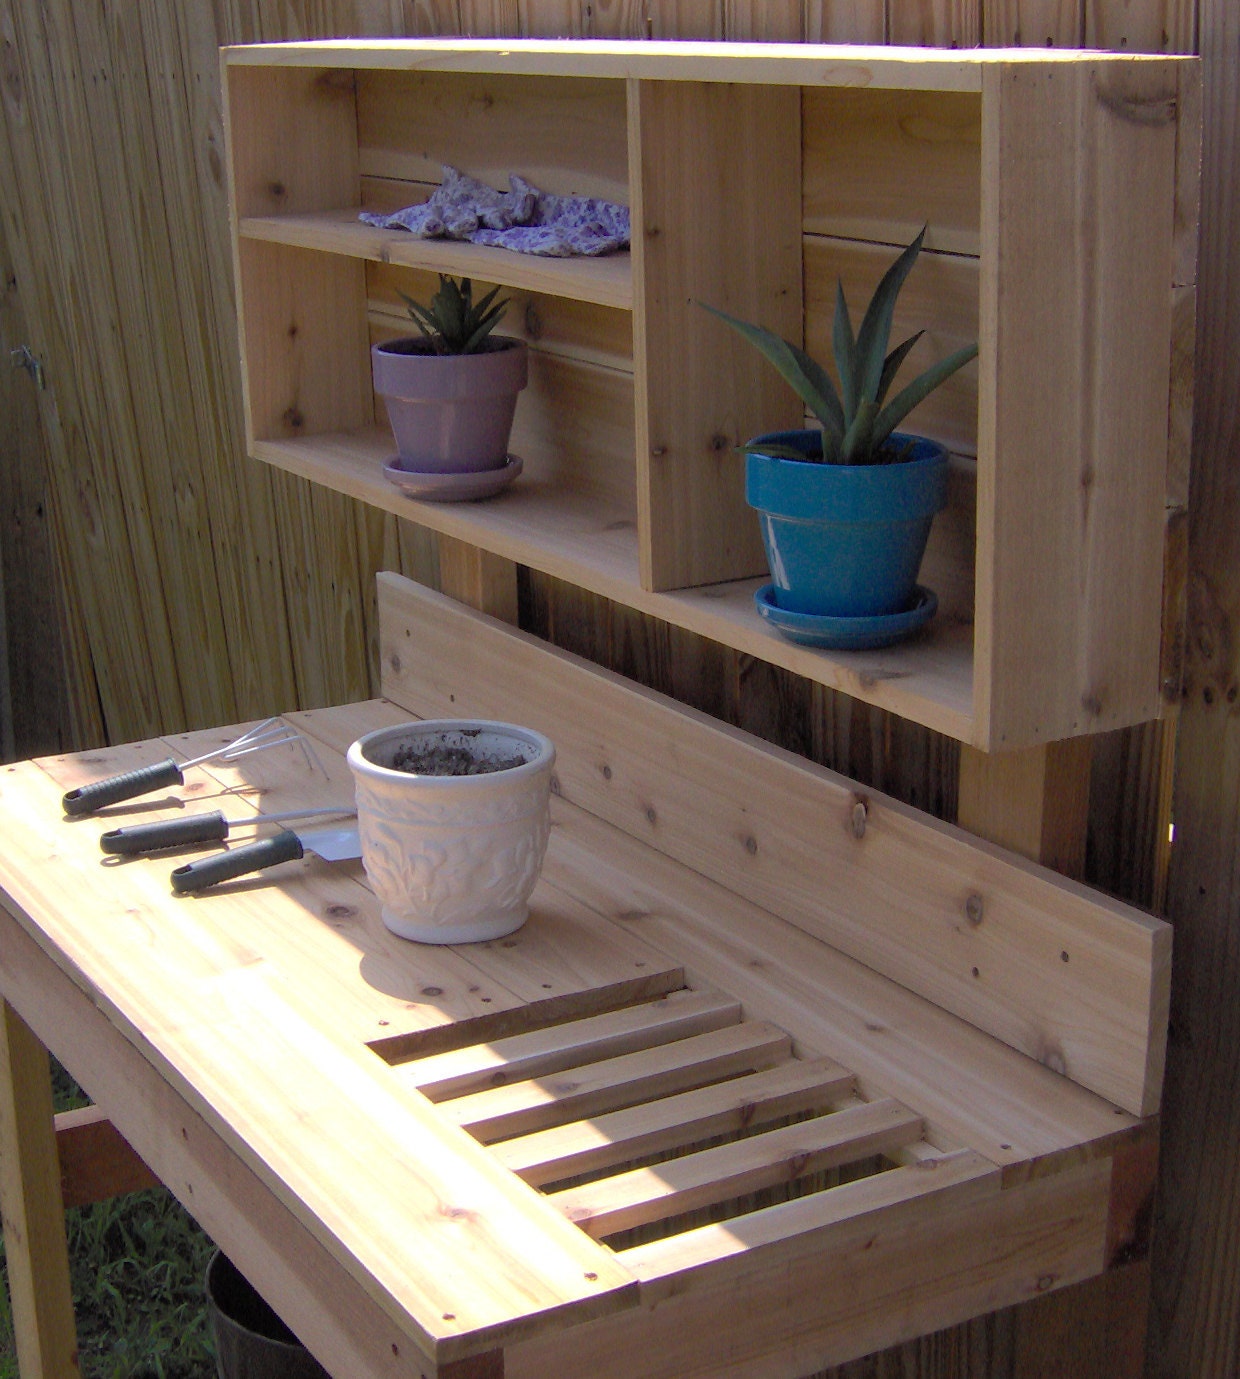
(0, 1062, 217, 1378)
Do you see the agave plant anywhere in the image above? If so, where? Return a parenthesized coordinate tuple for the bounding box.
(701, 229, 977, 465)
(398, 274, 510, 356)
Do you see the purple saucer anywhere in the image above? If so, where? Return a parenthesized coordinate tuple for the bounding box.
(382, 454, 522, 503)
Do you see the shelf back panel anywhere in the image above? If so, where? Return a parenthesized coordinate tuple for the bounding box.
(355, 69, 630, 204)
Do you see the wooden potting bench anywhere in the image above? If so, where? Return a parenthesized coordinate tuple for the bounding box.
(0, 574, 1169, 1378)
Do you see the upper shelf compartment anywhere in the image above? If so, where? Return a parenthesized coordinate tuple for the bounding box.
(222, 40, 1199, 751)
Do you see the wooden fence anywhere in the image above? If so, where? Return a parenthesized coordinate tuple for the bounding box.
(1, 1, 1235, 1376)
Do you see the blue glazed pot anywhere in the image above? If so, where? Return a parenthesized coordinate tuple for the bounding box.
(746, 429, 949, 618)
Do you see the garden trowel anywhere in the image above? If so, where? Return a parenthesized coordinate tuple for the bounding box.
(169, 822, 361, 895)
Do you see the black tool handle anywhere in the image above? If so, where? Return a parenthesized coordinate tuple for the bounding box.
(170, 831, 305, 894)
(100, 812, 230, 856)
(62, 759, 185, 817)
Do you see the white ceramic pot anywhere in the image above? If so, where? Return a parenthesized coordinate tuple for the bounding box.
(347, 720, 555, 944)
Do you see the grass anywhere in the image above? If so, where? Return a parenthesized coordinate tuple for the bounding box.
(0, 1061, 217, 1379)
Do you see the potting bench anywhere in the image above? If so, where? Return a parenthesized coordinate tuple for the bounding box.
(0, 574, 1168, 1378)
(0, 35, 1193, 1377)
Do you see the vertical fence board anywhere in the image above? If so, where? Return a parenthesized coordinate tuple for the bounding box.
(1147, 0, 1240, 1373)
(0, 205, 73, 758)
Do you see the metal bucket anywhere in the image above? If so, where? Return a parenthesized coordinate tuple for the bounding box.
(205, 1251, 330, 1379)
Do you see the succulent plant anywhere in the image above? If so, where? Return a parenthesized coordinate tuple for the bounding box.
(398, 274, 510, 356)
(701, 229, 978, 465)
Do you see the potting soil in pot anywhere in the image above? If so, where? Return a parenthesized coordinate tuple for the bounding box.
(390, 739, 527, 775)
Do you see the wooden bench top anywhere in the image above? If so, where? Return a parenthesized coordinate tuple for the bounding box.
(0, 573, 1169, 1378)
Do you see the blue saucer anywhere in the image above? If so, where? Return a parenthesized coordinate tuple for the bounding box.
(754, 584, 938, 651)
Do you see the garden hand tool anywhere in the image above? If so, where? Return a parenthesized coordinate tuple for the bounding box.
(99, 806, 355, 856)
(62, 718, 319, 817)
(169, 822, 362, 895)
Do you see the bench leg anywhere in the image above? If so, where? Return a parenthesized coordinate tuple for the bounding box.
(0, 999, 80, 1377)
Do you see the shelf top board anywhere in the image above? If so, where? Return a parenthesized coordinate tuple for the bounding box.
(221, 38, 1194, 93)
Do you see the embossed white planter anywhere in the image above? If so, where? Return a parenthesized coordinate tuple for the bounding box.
(347, 720, 555, 944)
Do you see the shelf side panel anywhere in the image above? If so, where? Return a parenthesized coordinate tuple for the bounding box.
(239, 241, 372, 444)
(976, 59, 1181, 748)
(631, 79, 803, 592)
(226, 65, 360, 219)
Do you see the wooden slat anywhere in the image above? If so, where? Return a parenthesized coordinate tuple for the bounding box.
(630, 77, 801, 590)
(0, 1000, 80, 1379)
(958, 736, 1093, 878)
(506, 1155, 1112, 1379)
(975, 58, 1180, 747)
(723, 0, 803, 40)
(1148, 3, 1240, 1375)
(887, 0, 981, 45)
(1085, 0, 1196, 50)
(224, 39, 1189, 89)
(804, 0, 886, 42)
(378, 574, 1171, 1115)
(984, 0, 1083, 45)
(355, 68, 630, 203)
(435, 1022, 793, 1141)
(549, 1097, 924, 1239)
(55, 1104, 160, 1208)
(493, 1057, 857, 1187)
(401, 988, 741, 1100)
(801, 87, 982, 255)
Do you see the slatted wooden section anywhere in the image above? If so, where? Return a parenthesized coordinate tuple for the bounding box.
(389, 986, 928, 1245)
(379, 572, 1171, 1116)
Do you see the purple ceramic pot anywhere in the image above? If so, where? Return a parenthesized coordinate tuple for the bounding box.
(372, 336, 528, 473)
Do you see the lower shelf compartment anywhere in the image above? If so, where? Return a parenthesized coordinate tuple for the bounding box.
(252, 429, 978, 744)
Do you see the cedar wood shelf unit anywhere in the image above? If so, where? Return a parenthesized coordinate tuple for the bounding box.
(223, 39, 1199, 751)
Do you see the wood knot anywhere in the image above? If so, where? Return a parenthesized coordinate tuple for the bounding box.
(965, 893, 984, 926)
(851, 798, 868, 839)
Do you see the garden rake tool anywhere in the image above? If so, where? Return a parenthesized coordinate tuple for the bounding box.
(62, 718, 321, 817)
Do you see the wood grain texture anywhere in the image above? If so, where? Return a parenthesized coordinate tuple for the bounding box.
(630, 77, 801, 590)
(1147, 0, 1240, 1373)
(54, 1105, 160, 1209)
(0, 213, 74, 759)
(378, 574, 1171, 1115)
(355, 68, 629, 203)
(801, 87, 983, 255)
(976, 57, 1181, 746)
(0, 1000, 80, 1378)
(507, 1157, 1110, 1379)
